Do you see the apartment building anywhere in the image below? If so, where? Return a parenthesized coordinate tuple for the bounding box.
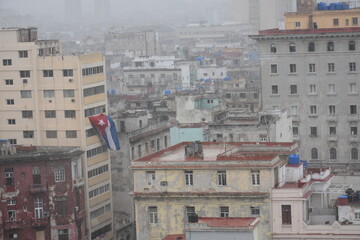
(0, 28, 113, 239)
(251, 10, 360, 165)
(0, 145, 86, 240)
(131, 141, 299, 240)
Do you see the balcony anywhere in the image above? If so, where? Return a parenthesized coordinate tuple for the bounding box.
(73, 178, 85, 188)
(348, 114, 359, 121)
(4, 220, 22, 230)
(328, 135, 337, 142)
(29, 184, 47, 194)
(327, 114, 337, 122)
(31, 217, 49, 229)
(349, 135, 359, 143)
(75, 210, 86, 222)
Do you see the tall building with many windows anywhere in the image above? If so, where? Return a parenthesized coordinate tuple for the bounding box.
(251, 9, 360, 166)
(0, 28, 113, 239)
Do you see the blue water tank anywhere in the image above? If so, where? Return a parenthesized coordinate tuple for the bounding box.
(339, 195, 348, 199)
(336, 3, 342, 10)
(329, 3, 336, 10)
(289, 154, 300, 165)
(164, 89, 171, 95)
(344, 4, 350, 9)
(300, 160, 308, 168)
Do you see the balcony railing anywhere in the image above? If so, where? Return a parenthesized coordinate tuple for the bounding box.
(327, 114, 337, 122)
(328, 135, 337, 142)
(349, 135, 359, 143)
(4, 220, 22, 230)
(29, 184, 47, 194)
(73, 178, 85, 188)
(31, 217, 49, 229)
(127, 121, 172, 138)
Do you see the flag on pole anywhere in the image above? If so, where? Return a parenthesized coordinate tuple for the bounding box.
(88, 113, 120, 150)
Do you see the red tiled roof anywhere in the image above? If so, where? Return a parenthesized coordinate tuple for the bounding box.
(197, 217, 258, 228)
(162, 234, 186, 240)
(258, 27, 360, 36)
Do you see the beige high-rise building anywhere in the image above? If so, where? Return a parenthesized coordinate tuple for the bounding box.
(0, 28, 113, 239)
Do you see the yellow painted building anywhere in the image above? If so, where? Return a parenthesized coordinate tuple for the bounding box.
(285, 9, 360, 30)
(0, 28, 113, 239)
(131, 142, 298, 240)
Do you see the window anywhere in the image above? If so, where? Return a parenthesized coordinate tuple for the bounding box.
(239, 93, 246, 99)
(353, 17, 358, 25)
(20, 70, 30, 78)
(66, 130, 77, 138)
(310, 105, 317, 115)
(220, 206, 229, 217)
(351, 127, 358, 135)
(44, 90, 55, 98)
(7, 199, 16, 205)
(5, 168, 14, 186)
(309, 63, 316, 73)
(333, 18, 339, 26)
(328, 84, 336, 94)
(45, 110, 56, 118)
(349, 62, 357, 72)
(22, 110, 33, 118)
(270, 64, 277, 74)
(86, 145, 107, 158)
(146, 171, 155, 186)
(173, 73, 178, 80)
(295, 21, 300, 27)
(3, 59, 12, 66)
(20, 90, 32, 98)
(137, 144, 142, 157)
(186, 206, 196, 217)
(327, 42, 334, 51)
(32, 167, 41, 185)
(8, 119, 16, 125)
(185, 171, 193, 186)
(289, 43, 296, 52)
(250, 206, 260, 215)
(350, 83, 357, 93)
(46, 130, 57, 138)
(270, 44, 277, 53)
(289, 64, 296, 73)
(308, 42, 315, 52)
(43, 70, 54, 77)
(148, 206, 158, 224)
(63, 90, 74, 98)
(7, 210, 16, 221)
(139, 120, 143, 128)
(330, 148, 337, 160)
(355, 212, 360, 220)
(63, 69, 73, 77)
(329, 127, 336, 135)
(84, 105, 105, 117)
(327, 63, 335, 73)
(164, 135, 168, 148)
(54, 166, 65, 182)
(329, 105, 336, 115)
(309, 84, 316, 94)
(90, 203, 111, 219)
(350, 105, 357, 114)
(83, 85, 105, 97)
(88, 183, 110, 198)
(310, 127, 317, 136)
(86, 128, 97, 137)
(56, 196, 67, 216)
(311, 148, 318, 160)
(282, 205, 292, 225)
(58, 229, 69, 240)
(351, 148, 358, 160)
(91, 224, 112, 240)
(251, 170, 260, 185)
(82, 66, 104, 76)
(293, 126, 299, 136)
(64, 110, 76, 118)
(9, 139, 17, 145)
(6, 99, 14, 105)
(23, 131, 34, 138)
(88, 164, 109, 179)
(217, 171, 227, 186)
(346, 19, 350, 26)
(34, 197, 44, 219)
(271, 85, 278, 94)
(5, 79, 13, 85)
(19, 50, 28, 58)
(349, 41, 356, 51)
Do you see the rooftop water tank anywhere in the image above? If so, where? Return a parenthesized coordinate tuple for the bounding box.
(288, 154, 300, 165)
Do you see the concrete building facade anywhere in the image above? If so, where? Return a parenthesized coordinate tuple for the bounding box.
(0, 28, 113, 239)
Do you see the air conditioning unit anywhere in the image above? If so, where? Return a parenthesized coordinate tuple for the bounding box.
(71, 99, 75, 102)
(160, 181, 168, 186)
(23, 79, 28, 84)
(74, 206, 79, 212)
(68, 79, 73, 82)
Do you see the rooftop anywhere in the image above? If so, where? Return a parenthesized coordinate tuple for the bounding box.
(196, 217, 259, 228)
(255, 27, 360, 36)
(162, 234, 185, 240)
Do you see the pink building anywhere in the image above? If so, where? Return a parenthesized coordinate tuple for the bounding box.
(271, 155, 360, 239)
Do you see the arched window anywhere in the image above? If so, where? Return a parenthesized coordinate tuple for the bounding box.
(330, 148, 337, 160)
(308, 42, 315, 52)
(311, 148, 318, 160)
(289, 43, 296, 52)
(349, 41, 356, 51)
(351, 148, 358, 160)
(270, 44, 277, 53)
(327, 42, 334, 51)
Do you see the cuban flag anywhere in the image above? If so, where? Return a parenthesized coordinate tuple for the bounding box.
(88, 113, 120, 150)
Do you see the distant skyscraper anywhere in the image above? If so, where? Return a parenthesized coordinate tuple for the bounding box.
(94, 0, 111, 22)
(65, 0, 82, 24)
